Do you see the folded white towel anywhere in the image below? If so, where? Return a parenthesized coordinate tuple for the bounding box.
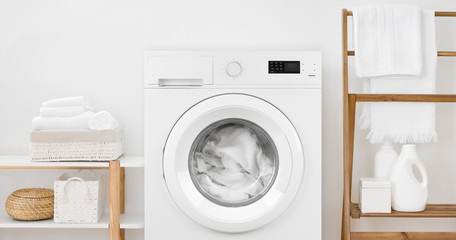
(32, 111, 95, 131)
(358, 9, 438, 143)
(39, 106, 88, 117)
(42, 96, 88, 107)
(88, 111, 120, 131)
(353, 5, 422, 78)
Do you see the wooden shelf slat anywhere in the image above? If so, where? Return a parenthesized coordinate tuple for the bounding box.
(351, 232, 456, 240)
(351, 203, 456, 219)
(347, 11, 456, 17)
(351, 94, 456, 102)
(347, 51, 456, 56)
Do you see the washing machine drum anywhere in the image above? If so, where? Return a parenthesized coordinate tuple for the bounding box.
(163, 94, 304, 233)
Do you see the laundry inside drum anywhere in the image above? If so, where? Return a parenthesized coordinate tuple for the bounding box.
(189, 118, 279, 207)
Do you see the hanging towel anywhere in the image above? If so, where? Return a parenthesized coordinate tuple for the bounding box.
(32, 111, 95, 131)
(88, 111, 120, 130)
(353, 5, 422, 78)
(39, 106, 88, 117)
(357, 9, 438, 144)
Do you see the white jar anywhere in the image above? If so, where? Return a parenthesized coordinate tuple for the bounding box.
(359, 178, 391, 213)
(390, 144, 428, 212)
(374, 138, 398, 178)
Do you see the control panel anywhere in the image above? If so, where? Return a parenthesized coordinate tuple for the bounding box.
(144, 51, 321, 88)
(268, 61, 300, 74)
(215, 52, 320, 86)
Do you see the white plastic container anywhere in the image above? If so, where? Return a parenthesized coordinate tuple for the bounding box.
(54, 171, 106, 223)
(359, 178, 391, 213)
(374, 138, 398, 178)
(390, 144, 428, 212)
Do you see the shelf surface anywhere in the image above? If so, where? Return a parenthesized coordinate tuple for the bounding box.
(350, 93, 456, 103)
(346, 10, 456, 17)
(0, 156, 144, 168)
(351, 232, 456, 240)
(0, 212, 144, 229)
(351, 203, 456, 219)
(347, 50, 456, 57)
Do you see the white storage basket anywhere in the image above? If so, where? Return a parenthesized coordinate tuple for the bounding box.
(30, 128, 123, 161)
(54, 171, 106, 223)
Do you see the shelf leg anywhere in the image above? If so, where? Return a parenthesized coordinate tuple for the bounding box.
(344, 95, 357, 239)
(120, 167, 125, 214)
(341, 8, 352, 240)
(109, 160, 121, 240)
(120, 167, 125, 240)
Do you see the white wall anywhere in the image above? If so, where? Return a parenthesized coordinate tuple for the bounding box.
(0, 0, 455, 239)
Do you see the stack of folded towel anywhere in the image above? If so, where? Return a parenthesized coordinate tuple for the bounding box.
(30, 96, 122, 161)
(32, 96, 119, 131)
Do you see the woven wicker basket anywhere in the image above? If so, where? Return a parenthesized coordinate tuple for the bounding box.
(30, 129, 123, 161)
(54, 171, 106, 223)
(5, 188, 54, 221)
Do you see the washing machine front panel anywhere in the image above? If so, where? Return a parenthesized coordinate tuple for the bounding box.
(163, 94, 304, 233)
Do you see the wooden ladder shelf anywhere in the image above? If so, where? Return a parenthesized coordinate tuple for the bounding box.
(341, 9, 456, 240)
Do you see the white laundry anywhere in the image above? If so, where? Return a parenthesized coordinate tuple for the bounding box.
(195, 154, 209, 173)
(257, 152, 275, 186)
(195, 151, 224, 168)
(206, 167, 262, 190)
(221, 154, 246, 173)
(210, 126, 261, 177)
(196, 174, 249, 202)
(193, 125, 275, 203)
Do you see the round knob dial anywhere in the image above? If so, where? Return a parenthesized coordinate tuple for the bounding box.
(226, 61, 242, 77)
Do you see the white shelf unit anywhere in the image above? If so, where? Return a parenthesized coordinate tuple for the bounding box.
(0, 156, 144, 168)
(0, 155, 144, 240)
(0, 212, 144, 229)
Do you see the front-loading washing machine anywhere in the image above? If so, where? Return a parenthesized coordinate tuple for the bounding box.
(144, 51, 321, 239)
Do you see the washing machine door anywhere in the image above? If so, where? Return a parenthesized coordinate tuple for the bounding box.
(163, 94, 304, 233)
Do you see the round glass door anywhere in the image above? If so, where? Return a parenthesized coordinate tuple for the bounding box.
(163, 94, 304, 233)
(189, 118, 279, 207)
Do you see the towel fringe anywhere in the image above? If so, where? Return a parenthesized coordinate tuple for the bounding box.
(366, 129, 438, 144)
(359, 104, 371, 130)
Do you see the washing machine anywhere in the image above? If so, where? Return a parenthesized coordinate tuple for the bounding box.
(144, 51, 321, 239)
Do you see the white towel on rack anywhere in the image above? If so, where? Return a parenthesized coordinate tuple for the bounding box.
(353, 5, 422, 78)
(358, 9, 438, 144)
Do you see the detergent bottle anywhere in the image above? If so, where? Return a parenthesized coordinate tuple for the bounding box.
(374, 137, 397, 178)
(390, 144, 428, 212)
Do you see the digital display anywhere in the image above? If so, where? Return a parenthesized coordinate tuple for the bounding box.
(269, 61, 300, 74)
